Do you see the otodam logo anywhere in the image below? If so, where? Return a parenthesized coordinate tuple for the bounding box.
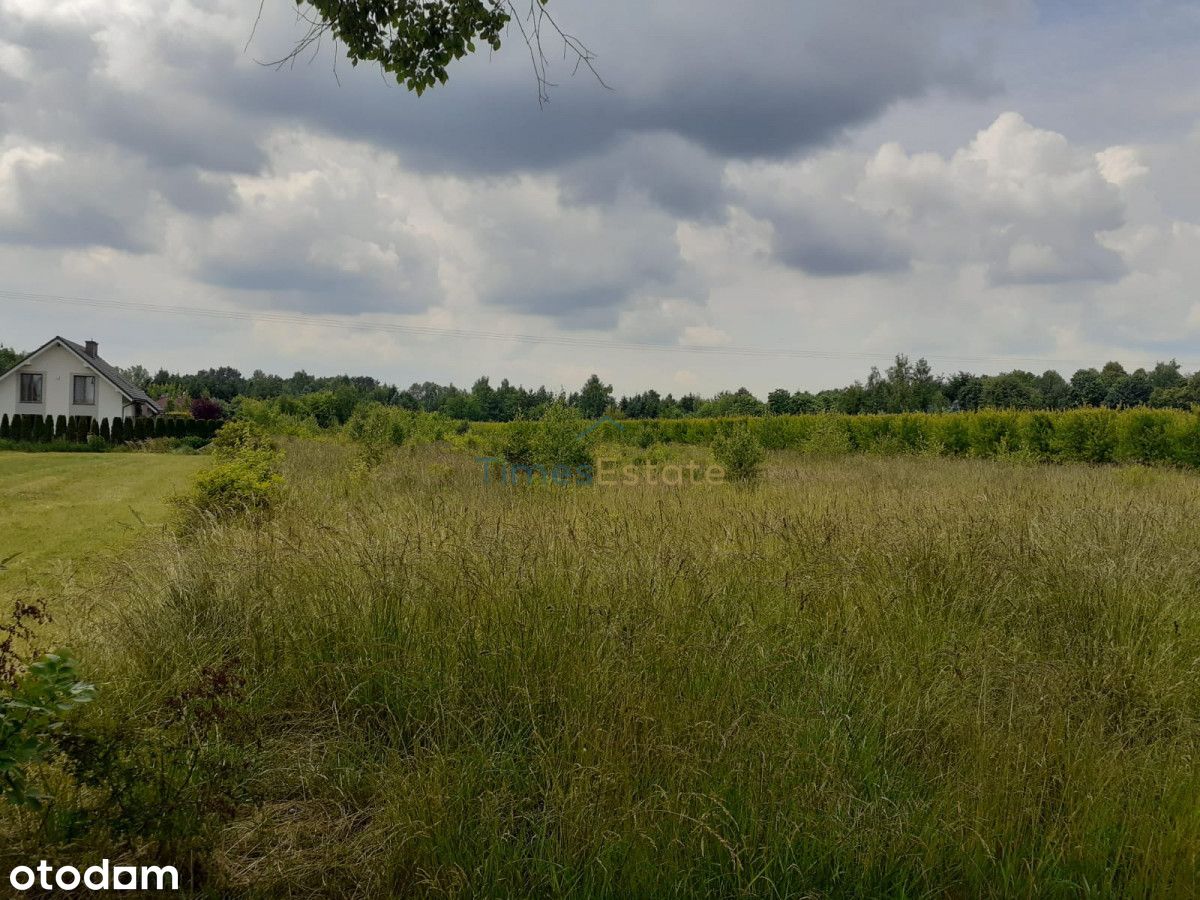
(8, 860, 179, 892)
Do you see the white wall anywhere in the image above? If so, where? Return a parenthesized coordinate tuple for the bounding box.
(1, 342, 128, 424)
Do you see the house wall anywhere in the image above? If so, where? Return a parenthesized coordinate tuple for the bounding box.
(0, 343, 128, 423)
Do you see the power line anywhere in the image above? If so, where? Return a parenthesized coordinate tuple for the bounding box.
(0, 287, 1176, 370)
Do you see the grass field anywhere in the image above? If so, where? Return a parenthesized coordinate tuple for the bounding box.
(0, 452, 205, 593)
(6, 439, 1199, 897)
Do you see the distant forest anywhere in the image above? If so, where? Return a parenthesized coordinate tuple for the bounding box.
(2, 342, 1198, 423)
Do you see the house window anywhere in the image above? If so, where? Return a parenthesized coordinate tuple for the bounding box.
(19, 373, 43, 403)
(72, 375, 96, 405)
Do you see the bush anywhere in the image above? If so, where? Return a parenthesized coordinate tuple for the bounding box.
(1115, 410, 1175, 465)
(1, 650, 95, 809)
(180, 454, 282, 522)
(208, 420, 276, 459)
(191, 397, 224, 421)
(803, 416, 852, 456)
(175, 422, 283, 528)
(712, 424, 765, 482)
(499, 415, 537, 466)
(531, 402, 593, 470)
(1053, 409, 1116, 464)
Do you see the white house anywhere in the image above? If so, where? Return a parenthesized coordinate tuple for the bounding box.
(0, 336, 159, 424)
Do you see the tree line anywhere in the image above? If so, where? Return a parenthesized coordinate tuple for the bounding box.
(2, 342, 1197, 424)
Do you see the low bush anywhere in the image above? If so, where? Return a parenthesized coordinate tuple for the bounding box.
(803, 415, 853, 456)
(1, 652, 95, 809)
(711, 424, 765, 481)
(174, 422, 283, 529)
(531, 402, 593, 471)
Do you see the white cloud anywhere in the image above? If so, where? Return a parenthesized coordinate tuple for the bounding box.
(731, 112, 1127, 285)
(1096, 145, 1149, 187)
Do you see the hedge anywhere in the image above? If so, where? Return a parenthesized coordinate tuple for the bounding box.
(468, 408, 1200, 469)
(0, 415, 223, 447)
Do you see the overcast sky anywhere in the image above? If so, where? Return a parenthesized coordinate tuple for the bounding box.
(1, 0, 1198, 394)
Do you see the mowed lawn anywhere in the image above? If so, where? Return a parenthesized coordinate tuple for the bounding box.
(0, 452, 205, 590)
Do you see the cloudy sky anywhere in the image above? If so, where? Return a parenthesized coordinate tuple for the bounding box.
(1, 0, 1198, 394)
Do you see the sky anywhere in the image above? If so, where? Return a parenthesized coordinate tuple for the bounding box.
(0, 0, 1198, 395)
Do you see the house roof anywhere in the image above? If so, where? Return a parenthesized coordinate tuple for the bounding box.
(1, 336, 160, 413)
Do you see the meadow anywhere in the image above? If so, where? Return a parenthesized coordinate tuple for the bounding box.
(0, 452, 205, 593)
(4, 433, 1200, 897)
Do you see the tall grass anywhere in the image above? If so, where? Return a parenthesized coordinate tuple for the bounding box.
(37, 442, 1200, 896)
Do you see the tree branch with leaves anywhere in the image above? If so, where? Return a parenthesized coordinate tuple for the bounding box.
(271, 0, 605, 103)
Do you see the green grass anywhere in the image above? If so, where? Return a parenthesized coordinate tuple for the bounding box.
(0, 451, 205, 594)
(4, 440, 1189, 898)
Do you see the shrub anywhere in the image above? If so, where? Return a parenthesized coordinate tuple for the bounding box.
(0, 414, 8, 440)
(208, 420, 278, 459)
(933, 416, 970, 456)
(531, 402, 593, 471)
(894, 414, 930, 452)
(1169, 413, 1200, 468)
(803, 416, 852, 456)
(1023, 412, 1056, 457)
(176, 422, 283, 528)
(499, 415, 537, 466)
(969, 411, 1023, 457)
(180, 453, 282, 522)
(712, 424, 765, 482)
(1053, 409, 1116, 464)
(1115, 410, 1175, 465)
(1, 651, 95, 809)
(191, 397, 224, 421)
(54, 415, 68, 441)
(345, 404, 408, 468)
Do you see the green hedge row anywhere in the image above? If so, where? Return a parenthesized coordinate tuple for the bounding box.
(470, 408, 1200, 468)
(0, 414, 222, 445)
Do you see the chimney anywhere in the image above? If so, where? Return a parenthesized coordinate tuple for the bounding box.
(84, 339, 98, 358)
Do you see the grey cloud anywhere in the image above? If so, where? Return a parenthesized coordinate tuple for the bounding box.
(196, 237, 441, 315)
(86, 91, 266, 175)
(153, 168, 238, 218)
(773, 216, 910, 277)
(184, 162, 443, 314)
(1, 9, 264, 177)
(470, 195, 694, 329)
(209, 0, 1006, 176)
(198, 256, 435, 315)
(0, 154, 155, 252)
(558, 132, 728, 220)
